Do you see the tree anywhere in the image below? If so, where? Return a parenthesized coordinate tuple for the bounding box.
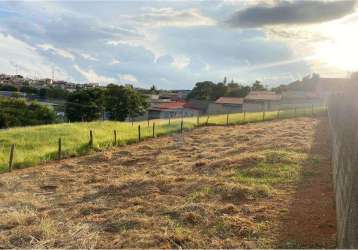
(226, 85, 250, 97)
(65, 88, 104, 122)
(149, 85, 159, 94)
(0, 97, 56, 128)
(0, 85, 18, 92)
(187, 81, 216, 100)
(38, 87, 69, 100)
(105, 84, 148, 121)
(251, 80, 266, 91)
(211, 82, 228, 100)
(20, 86, 38, 94)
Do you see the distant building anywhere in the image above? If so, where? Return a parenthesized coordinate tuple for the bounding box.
(243, 91, 281, 111)
(148, 101, 200, 119)
(207, 97, 243, 114)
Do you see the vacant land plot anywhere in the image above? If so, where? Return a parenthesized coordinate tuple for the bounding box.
(0, 117, 335, 248)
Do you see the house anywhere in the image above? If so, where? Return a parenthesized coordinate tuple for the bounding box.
(148, 101, 200, 119)
(207, 97, 243, 114)
(243, 91, 281, 111)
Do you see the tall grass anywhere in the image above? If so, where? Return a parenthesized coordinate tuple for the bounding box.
(0, 106, 326, 172)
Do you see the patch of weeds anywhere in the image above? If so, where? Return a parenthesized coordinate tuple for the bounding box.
(40, 217, 58, 239)
(235, 162, 301, 186)
(103, 219, 140, 233)
(187, 187, 212, 202)
(215, 183, 272, 203)
(212, 217, 256, 240)
(264, 150, 304, 165)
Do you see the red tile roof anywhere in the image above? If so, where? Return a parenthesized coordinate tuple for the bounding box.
(215, 97, 243, 105)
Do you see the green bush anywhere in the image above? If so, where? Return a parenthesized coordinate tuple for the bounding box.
(0, 97, 57, 129)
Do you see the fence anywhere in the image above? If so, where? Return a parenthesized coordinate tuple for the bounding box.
(328, 91, 358, 248)
(0, 104, 327, 173)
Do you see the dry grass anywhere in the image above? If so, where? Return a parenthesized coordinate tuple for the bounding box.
(0, 117, 335, 248)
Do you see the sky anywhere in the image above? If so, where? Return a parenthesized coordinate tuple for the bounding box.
(0, 0, 357, 89)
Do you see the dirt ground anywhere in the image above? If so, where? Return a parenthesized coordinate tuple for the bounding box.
(0, 117, 336, 248)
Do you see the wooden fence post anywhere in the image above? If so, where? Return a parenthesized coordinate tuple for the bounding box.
(152, 122, 155, 137)
(138, 125, 141, 141)
(147, 118, 150, 127)
(113, 130, 117, 145)
(226, 113, 229, 126)
(89, 130, 93, 147)
(180, 120, 184, 134)
(8, 144, 15, 172)
(58, 138, 62, 160)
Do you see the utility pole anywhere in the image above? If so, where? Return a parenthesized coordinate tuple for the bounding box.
(51, 66, 55, 84)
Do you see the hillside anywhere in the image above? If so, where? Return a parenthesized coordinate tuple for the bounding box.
(0, 117, 335, 248)
(0, 107, 325, 172)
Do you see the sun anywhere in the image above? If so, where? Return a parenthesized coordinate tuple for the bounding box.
(316, 22, 358, 72)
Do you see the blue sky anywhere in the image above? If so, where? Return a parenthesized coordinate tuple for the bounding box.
(0, 0, 357, 89)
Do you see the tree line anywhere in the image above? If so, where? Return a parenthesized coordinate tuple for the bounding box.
(0, 84, 148, 129)
(187, 80, 267, 101)
(0, 97, 56, 128)
(65, 84, 148, 122)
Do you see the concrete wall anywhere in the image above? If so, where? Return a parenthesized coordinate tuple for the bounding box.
(328, 84, 358, 248)
(243, 101, 280, 112)
(207, 103, 242, 114)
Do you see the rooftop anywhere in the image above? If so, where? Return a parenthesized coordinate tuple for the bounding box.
(245, 91, 282, 101)
(215, 97, 243, 105)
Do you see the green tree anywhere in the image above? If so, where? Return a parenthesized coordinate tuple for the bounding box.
(226, 85, 250, 97)
(149, 85, 159, 94)
(105, 84, 148, 121)
(211, 82, 228, 100)
(65, 88, 104, 122)
(0, 85, 18, 92)
(187, 81, 216, 100)
(251, 80, 266, 91)
(0, 97, 56, 128)
(20, 86, 38, 94)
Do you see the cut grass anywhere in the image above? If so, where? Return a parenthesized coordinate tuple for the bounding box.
(0, 106, 326, 172)
(235, 150, 311, 186)
(0, 117, 335, 248)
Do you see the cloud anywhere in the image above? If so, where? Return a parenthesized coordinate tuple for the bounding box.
(38, 44, 75, 60)
(74, 65, 116, 84)
(128, 8, 215, 27)
(226, 0, 356, 28)
(118, 73, 138, 83)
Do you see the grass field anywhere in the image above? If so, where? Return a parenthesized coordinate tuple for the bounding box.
(0, 106, 326, 172)
(0, 117, 335, 248)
